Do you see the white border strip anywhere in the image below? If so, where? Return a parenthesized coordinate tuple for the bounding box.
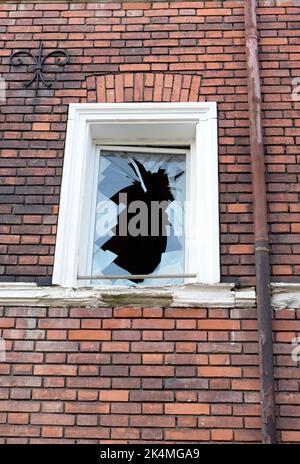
(0, 283, 255, 308)
(271, 283, 300, 309)
(0, 283, 298, 309)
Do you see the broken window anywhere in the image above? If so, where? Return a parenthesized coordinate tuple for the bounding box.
(91, 146, 187, 286)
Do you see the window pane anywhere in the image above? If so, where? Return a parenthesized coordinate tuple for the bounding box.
(92, 149, 186, 285)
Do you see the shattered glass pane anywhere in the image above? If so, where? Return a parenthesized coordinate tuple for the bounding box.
(91, 149, 186, 286)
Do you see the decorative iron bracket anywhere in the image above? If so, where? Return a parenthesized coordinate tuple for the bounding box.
(9, 42, 70, 95)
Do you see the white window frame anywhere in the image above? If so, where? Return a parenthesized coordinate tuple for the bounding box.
(53, 102, 219, 289)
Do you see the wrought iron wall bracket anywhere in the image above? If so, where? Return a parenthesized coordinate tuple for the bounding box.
(9, 42, 70, 95)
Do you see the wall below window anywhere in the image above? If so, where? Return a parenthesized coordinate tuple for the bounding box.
(0, 304, 298, 443)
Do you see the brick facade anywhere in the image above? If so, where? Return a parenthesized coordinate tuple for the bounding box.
(0, 305, 299, 444)
(0, 1, 299, 285)
(85, 72, 203, 103)
(0, 0, 300, 444)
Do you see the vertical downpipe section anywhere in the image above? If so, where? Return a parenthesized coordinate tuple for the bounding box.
(244, 0, 277, 443)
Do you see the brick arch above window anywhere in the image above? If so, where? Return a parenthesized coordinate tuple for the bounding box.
(84, 72, 203, 104)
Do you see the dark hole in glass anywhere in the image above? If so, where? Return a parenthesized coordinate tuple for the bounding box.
(102, 159, 176, 283)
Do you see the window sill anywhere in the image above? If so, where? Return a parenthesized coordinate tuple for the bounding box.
(1, 283, 298, 309)
(0, 282, 255, 308)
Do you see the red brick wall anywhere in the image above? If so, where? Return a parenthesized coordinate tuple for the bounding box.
(0, 305, 299, 444)
(1, 0, 300, 444)
(0, 1, 299, 285)
(259, 2, 300, 282)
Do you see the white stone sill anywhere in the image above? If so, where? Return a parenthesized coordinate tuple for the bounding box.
(0, 282, 253, 308)
(0, 282, 298, 309)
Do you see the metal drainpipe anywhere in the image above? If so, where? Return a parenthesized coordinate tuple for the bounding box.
(244, 0, 277, 443)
